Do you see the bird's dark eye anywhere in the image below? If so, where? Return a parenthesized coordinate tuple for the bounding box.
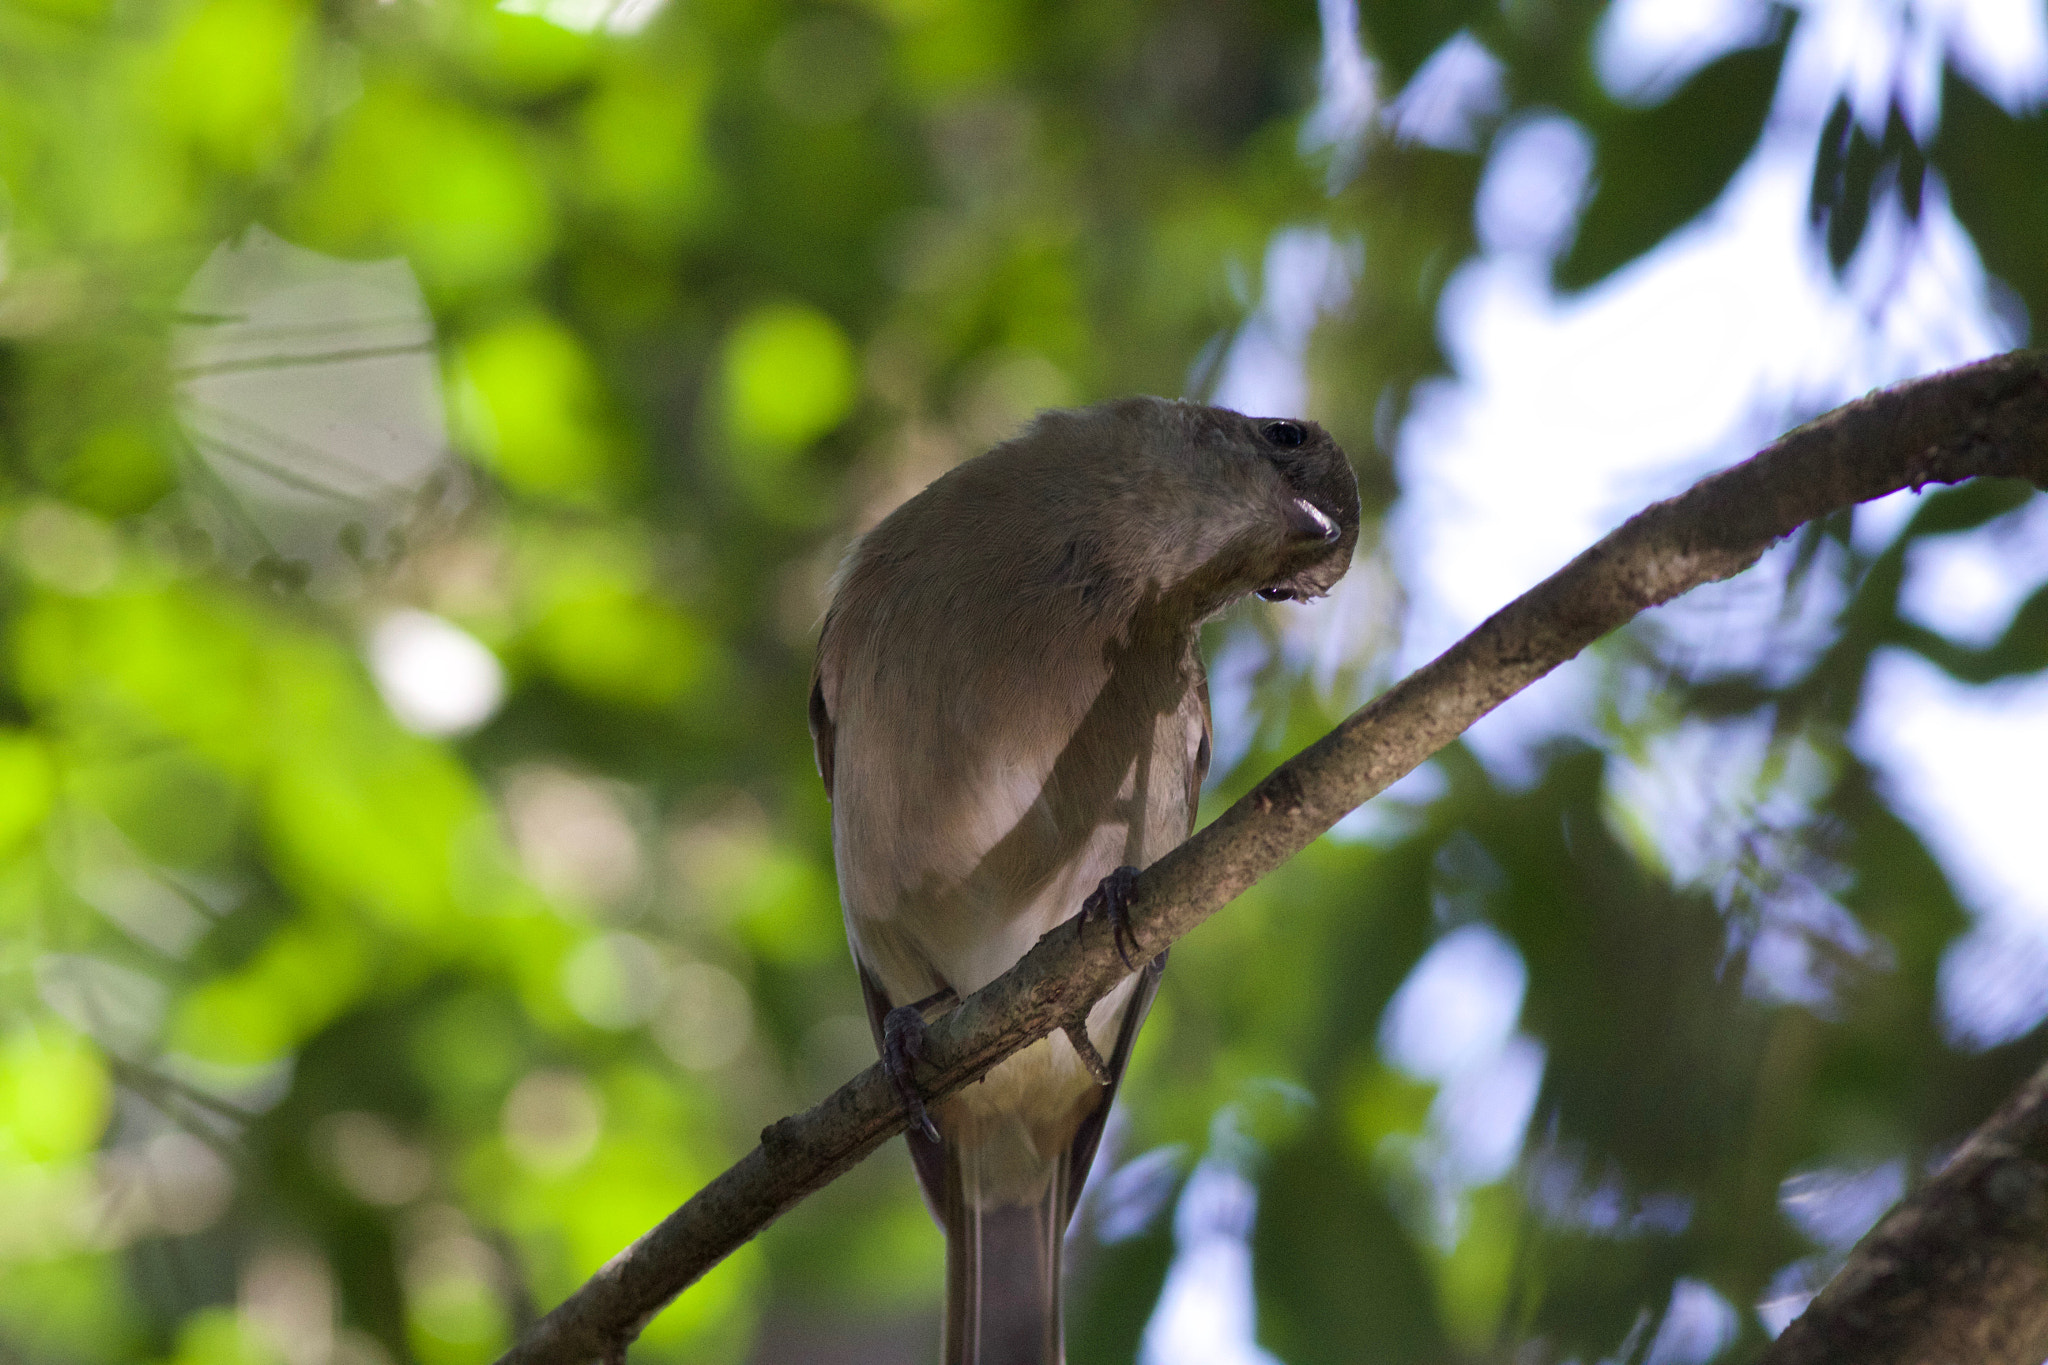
(1262, 420, 1307, 449)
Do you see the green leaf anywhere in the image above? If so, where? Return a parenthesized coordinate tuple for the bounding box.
(1933, 69, 2048, 340)
(1557, 23, 1790, 289)
(719, 302, 858, 452)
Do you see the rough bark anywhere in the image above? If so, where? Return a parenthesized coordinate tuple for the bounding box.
(1760, 1057, 2048, 1365)
(496, 350, 2048, 1365)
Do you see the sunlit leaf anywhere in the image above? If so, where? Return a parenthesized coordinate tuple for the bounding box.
(719, 301, 857, 453)
(455, 313, 614, 500)
(0, 1025, 111, 1162)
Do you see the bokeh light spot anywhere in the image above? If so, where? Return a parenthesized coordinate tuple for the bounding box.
(720, 301, 857, 453)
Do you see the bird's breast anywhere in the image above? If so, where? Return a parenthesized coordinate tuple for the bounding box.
(832, 648, 1198, 1006)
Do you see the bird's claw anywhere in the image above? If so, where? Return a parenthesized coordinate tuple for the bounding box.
(1081, 865, 1142, 970)
(882, 1003, 940, 1143)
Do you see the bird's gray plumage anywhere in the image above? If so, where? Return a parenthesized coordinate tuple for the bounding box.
(810, 396, 1358, 1365)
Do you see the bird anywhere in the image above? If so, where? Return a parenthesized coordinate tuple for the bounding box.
(808, 396, 1359, 1365)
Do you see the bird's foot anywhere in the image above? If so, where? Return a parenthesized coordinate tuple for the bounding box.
(882, 1003, 941, 1143)
(1081, 865, 1142, 970)
(1063, 1018, 1114, 1086)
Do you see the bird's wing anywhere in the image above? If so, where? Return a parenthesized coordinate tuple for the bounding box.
(1062, 953, 1163, 1224)
(807, 670, 835, 797)
(1059, 666, 1207, 1223)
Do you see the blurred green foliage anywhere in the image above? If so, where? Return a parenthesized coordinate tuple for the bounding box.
(0, 0, 2044, 1362)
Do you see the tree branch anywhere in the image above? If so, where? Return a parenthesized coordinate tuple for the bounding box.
(1760, 1055, 2048, 1365)
(497, 350, 2048, 1365)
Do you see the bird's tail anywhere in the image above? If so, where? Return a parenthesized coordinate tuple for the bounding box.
(941, 1144, 1070, 1365)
